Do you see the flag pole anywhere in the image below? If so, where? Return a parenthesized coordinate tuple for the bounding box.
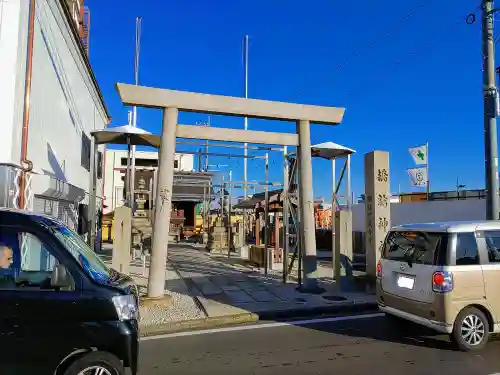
(426, 141, 430, 201)
(131, 16, 142, 213)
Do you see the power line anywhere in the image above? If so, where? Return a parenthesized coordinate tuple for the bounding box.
(292, 0, 437, 97)
(345, 4, 481, 98)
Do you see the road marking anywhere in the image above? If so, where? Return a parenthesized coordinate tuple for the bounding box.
(141, 312, 385, 341)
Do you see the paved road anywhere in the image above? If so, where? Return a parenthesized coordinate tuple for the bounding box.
(139, 313, 500, 374)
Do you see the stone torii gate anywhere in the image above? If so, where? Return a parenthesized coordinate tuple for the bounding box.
(116, 83, 345, 298)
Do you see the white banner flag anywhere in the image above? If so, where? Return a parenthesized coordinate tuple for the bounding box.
(409, 145, 427, 165)
(408, 167, 428, 187)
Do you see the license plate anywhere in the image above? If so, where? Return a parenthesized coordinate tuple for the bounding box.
(397, 275, 415, 289)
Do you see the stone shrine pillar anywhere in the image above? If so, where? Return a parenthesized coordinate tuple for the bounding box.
(364, 151, 390, 278)
(112, 206, 132, 275)
(334, 210, 353, 279)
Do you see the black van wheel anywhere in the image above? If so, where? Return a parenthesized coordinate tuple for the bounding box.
(63, 351, 125, 375)
(452, 307, 489, 352)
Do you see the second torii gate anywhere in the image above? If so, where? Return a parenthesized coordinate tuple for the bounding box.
(115, 83, 345, 298)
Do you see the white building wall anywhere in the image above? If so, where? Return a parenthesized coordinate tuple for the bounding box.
(0, 0, 108, 231)
(352, 199, 487, 232)
(103, 149, 194, 214)
(0, 0, 27, 164)
(27, 0, 107, 196)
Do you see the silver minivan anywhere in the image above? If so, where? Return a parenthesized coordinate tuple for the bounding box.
(377, 221, 500, 351)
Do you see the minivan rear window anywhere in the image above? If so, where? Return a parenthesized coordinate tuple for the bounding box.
(382, 231, 449, 266)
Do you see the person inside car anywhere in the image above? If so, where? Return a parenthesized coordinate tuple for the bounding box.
(0, 244, 13, 269)
(0, 243, 15, 288)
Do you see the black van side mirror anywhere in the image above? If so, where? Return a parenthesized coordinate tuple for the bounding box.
(51, 264, 73, 289)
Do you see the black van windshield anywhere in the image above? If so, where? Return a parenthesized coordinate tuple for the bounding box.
(35, 217, 110, 281)
(382, 231, 449, 266)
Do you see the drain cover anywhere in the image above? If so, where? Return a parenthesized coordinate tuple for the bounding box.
(322, 295, 348, 302)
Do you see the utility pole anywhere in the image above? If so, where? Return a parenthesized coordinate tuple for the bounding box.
(482, 0, 500, 220)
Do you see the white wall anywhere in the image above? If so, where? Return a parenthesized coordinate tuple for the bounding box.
(0, 0, 26, 164)
(352, 199, 487, 232)
(26, 0, 107, 202)
(177, 153, 194, 172)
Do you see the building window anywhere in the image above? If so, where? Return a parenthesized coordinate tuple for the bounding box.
(97, 151, 103, 179)
(81, 133, 91, 171)
(119, 157, 178, 169)
(120, 158, 159, 167)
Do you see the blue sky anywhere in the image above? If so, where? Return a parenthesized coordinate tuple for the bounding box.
(87, 0, 486, 200)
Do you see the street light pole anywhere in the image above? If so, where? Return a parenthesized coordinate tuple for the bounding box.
(482, 0, 500, 219)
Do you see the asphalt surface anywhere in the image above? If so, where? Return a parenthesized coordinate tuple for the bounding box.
(139, 313, 500, 374)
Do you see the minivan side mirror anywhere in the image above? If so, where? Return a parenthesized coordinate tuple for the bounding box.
(51, 264, 73, 289)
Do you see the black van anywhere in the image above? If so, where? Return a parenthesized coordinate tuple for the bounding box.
(0, 208, 139, 375)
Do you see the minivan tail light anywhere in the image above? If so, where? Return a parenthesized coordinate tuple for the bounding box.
(432, 271, 453, 293)
(376, 262, 382, 279)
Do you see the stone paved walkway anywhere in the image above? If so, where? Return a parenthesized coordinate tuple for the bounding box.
(168, 244, 375, 317)
(100, 243, 376, 330)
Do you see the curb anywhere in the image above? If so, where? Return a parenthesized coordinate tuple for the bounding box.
(139, 301, 379, 337)
(140, 312, 259, 337)
(257, 301, 379, 321)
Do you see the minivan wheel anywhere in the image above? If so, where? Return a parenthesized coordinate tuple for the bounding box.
(452, 307, 489, 351)
(63, 351, 125, 375)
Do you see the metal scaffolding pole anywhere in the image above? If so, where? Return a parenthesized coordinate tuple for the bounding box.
(176, 150, 266, 159)
(203, 183, 207, 231)
(331, 159, 339, 280)
(125, 136, 132, 207)
(227, 170, 233, 257)
(346, 154, 352, 210)
(263, 153, 269, 276)
(282, 146, 289, 283)
(296, 156, 303, 288)
(208, 179, 212, 232)
(177, 140, 284, 152)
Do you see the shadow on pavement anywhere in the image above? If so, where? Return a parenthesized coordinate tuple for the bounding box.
(298, 313, 460, 351)
(162, 244, 376, 317)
